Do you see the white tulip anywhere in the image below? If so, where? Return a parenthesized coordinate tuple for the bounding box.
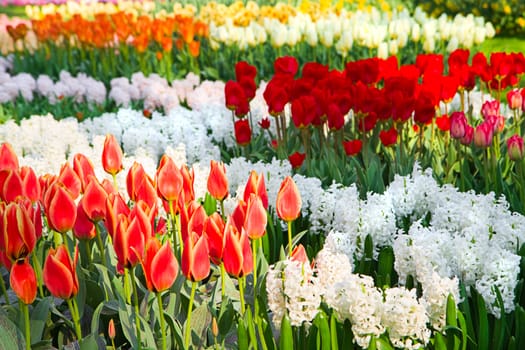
(378, 42, 388, 59)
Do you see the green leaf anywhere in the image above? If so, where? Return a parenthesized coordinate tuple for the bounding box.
(374, 337, 394, 350)
(237, 318, 249, 350)
(30, 296, 52, 344)
(79, 334, 104, 350)
(0, 306, 24, 350)
(377, 246, 394, 288)
(315, 311, 330, 350)
(330, 313, 339, 350)
(475, 290, 489, 350)
(279, 313, 293, 350)
(203, 192, 218, 216)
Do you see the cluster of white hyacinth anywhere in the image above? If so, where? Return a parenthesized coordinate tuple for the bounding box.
(266, 238, 459, 349)
(208, 6, 495, 57)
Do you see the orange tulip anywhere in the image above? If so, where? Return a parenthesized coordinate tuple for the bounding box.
(81, 176, 107, 222)
(43, 245, 79, 299)
(188, 205, 207, 237)
(181, 232, 210, 282)
(207, 160, 228, 201)
(0, 143, 19, 172)
(223, 221, 252, 278)
(10, 257, 37, 305)
(243, 194, 267, 239)
(141, 238, 178, 292)
(102, 134, 123, 176)
(46, 184, 77, 234)
(1, 202, 36, 261)
(72, 153, 96, 193)
(156, 155, 182, 203)
(129, 200, 155, 238)
(135, 175, 157, 210)
(243, 171, 268, 209)
(275, 176, 302, 222)
(290, 244, 309, 264)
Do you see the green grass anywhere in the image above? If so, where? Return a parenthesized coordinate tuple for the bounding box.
(0, 5, 27, 18)
(475, 37, 525, 55)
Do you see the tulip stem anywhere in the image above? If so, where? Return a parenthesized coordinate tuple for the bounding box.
(220, 263, 226, 298)
(252, 238, 257, 288)
(84, 239, 93, 267)
(61, 232, 71, 257)
(21, 301, 30, 350)
(157, 293, 167, 350)
(238, 276, 246, 315)
(0, 273, 10, 305)
(31, 253, 44, 299)
(67, 298, 82, 341)
(95, 223, 107, 266)
(219, 200, 226, 222)
(131, 267, 142, 350)
(287, 221, 293, 256)
(185, 281, 197, 349)
(111, 173, 118, 191)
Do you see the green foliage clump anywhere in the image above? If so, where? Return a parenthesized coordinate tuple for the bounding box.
(414, 0, 525, 35)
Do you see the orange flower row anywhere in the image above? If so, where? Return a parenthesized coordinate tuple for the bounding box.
(28, 11, 208, 56)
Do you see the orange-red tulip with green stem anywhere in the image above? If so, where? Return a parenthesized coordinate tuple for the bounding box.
(182, 232, 210, 349)
(203, 212, 226, 296)
(102, 134, 124, 189)
(108, 318, 116, 350)
(43, 245, 82, 341)
(156, 155, 184, 256)
(10, 257, 37, 350)
(72, 153, 96, 194)
(0, 142, 19, 172)
(243, 171, 268, 209)
(46, 183, 77, 256)
(275, 176, 302, 256)
(1, 202, 36, 262)
(244, 193, 266, 288)
(207, 160, 229, 219)
(19, 166, 41, 203)
(140, 238, 179, 350)
(82, 176, 108, 265)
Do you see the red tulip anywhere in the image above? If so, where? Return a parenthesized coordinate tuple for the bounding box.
(20, 166, 41, 203)
(113, 216, 146, 273)
(180, 165, 195, 205)
(258, 117, 271, 130)
(10, 258, 37, 304)
(207, 160, 228, 201)
(235, 61, 257, 82)
(156, 155, 183, 203)
(238, 76, 257, 102)
(43, 245, 79, 299)
(234, 119, 252, 146)
(81, 177, 108, 222)
(72, 153, 96, 193)
(223, 222, 252, 278)
(46, 184, 77, 233)
(436, 114, 450, 132)
(231, 199, 247, 233)
(243, 171, 268, 209)
(135, 175, 157, 209)
(0, 143, 19, 172)
(141, 238, 178, 293)
(73, 203, 96, 240)
(203, 213, 225, 265)
(342, 139, 363, 156)
(1, 202, 36, 261)
(291, 95, 317, 128)
(129, 200, 156, 239)
(105, 192, 130, 240)
(188, 205, 207, 237)
(327, 103, 345, 131)
(102, 134, 123, 176)
(263, 79, 289, 116)
(460, 125, 474, 145)
(225, 80, 247, 111)
(126, 162, 146, 202)
(274, 56, 299, 76)
(275, 176, 302, 222)
(57, 163, 82, 200)
(288, 152, 306, 169)
(182, 232, 210, 282)
(244, 194, 267, 239)
(507, 135, 524, 161)
(2, 170, 23, 203)
(379, 127, 398, 147)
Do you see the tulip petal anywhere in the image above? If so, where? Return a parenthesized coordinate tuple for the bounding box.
(151, 243, 178, 292)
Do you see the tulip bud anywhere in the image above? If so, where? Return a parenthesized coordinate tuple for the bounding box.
(507, 135, 524, 161)
(223, 222, 252, 278)
(2, 202, 36, 261)
(10, 258, 37, 305)
(379, 127, 398, 147)
(460, 125, 474, 145)
(342, 139, 363, 156)
(507, 89, 523, 110)
(181, 232, 210, 282)
(290, 244, 308, 264)
(288, 152, 306, 169)
(141, 238, 178, 292)
(156, 155, 183, 203)
(207, 161, 228, 201)
(43, 245, 79, 300)
(473, 121, 494, 148)
(449, 111, 468, 139)
(46, 184, 77, 234)
(276, 176, 302, 222)
(234, 119, 252, 146)
(244, 194, 267, 239)
(102, 134, 123, 176)
(0, 143, 19, 172)
(108, 319, 116, 340)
